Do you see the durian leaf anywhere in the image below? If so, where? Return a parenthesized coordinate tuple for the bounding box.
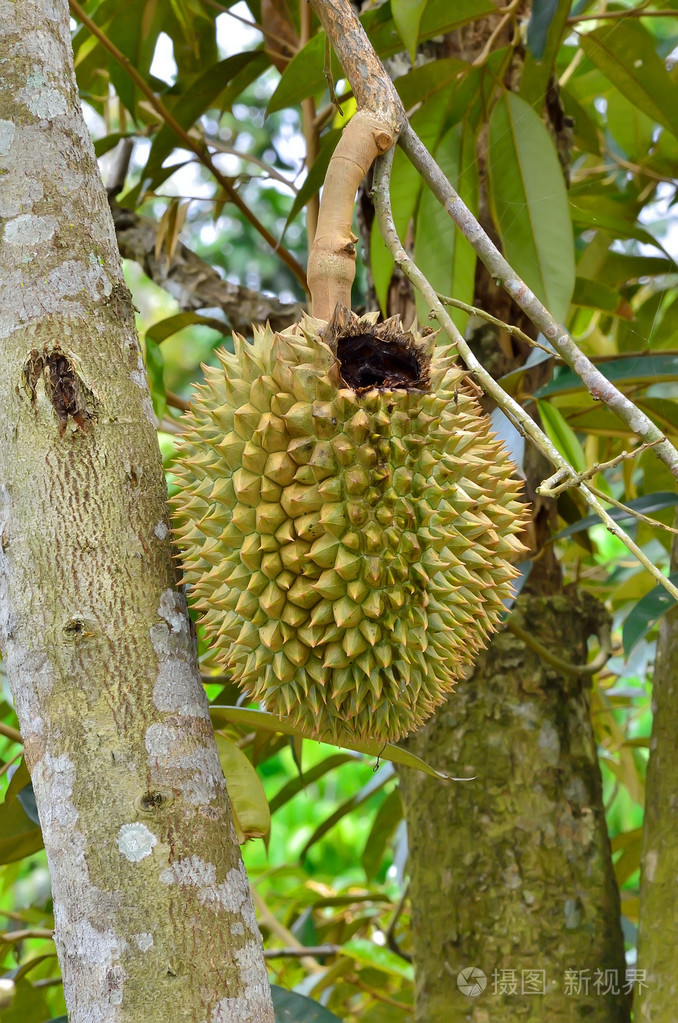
(282, 129, 341, 235)
(537, 400, 587, 474)
(341, 937, 414, 981)
(300, 766, 395, 860)
(536, 355, 678, 398)
(361, 787, 403, 881)
(145, 312, 226, 343)
(214, 733, 270, 841)
(392, 0, 429, 62)
(271, 985, 343, 1023)
(611, 828, 644, 888)
(580, 22, 678, 140)
(487, 91, 575, 322)
(550, 493, 678, 543)
(209, 706, 462, 781)
(0, 761, 43, 866)
(622, 571, 678, 657)
(269, 753, 360, 814)
(414, 120, 478, 332)
(267, 0, 494, 113)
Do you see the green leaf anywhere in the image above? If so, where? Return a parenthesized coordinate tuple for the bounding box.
(143, 337, 166, 421)
(605, 91, 656, 162)
(271, 985, 343, 1023)
(214, 734, 270, 841)
(526, 0, 561, 60)
(342, 937, 414, 980)
(580, 22, 678, 140)
(572, 276, 624, 314)
(299, 766, 394, 859)
(138, 51, 263, 192)
(487, 92, 575, 321)
(569, 194, 666, 251)
(268, 753, 359, 815)
(145, 312, 226, 344)
(536, 355, 678, 398)
(622, 571, 678, 656)
(414, 121, 478, 331)
(282, 129, 341, 234)
(395, 57, 467, 108)
(392, 0, 429, 62)
(0, 761, 43, 865)
(361, 787, 403, 881)
(537, 400, 587, 473)
(209, 706, 460, 780)
(550, 493, 678, 543)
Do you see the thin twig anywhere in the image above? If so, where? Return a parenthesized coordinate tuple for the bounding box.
(568, 5, 678, 23)
(263, 944, 340, 959)
(471, 0, 522, 67)
(0, 722, 22, 744)
(385, 880, 412, 963)
(68, 0, 308, 292)
(251, 889, 324, 974)
(0, 929, 54, 943)
(436, 293, 558, 356)
(0, 749, 23, 778)
(372, 145, 678, 604)
(586, 485, 678, 536)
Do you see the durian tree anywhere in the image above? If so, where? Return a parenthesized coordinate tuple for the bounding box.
(2, 1, 678, 1023)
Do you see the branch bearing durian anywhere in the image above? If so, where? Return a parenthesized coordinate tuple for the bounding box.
(172, 307, 528, 743)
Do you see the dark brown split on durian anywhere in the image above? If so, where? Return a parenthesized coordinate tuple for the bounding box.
(322, 304, 432, 393)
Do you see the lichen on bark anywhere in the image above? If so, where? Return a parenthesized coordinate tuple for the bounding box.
(0, 2, 273, 1020)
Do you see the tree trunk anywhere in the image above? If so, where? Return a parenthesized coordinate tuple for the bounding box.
(0, 3, 273, 1021)
(636, 535, 678, 1021)
(399, 592, 630, 1023)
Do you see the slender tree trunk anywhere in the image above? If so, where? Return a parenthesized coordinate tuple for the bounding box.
(399, 592, 630, 1023)
(636, 535, 678, 1021)
(0, 3, 273, 1021)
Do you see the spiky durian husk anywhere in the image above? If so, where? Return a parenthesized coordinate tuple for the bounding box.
(172, 310, 528, 744)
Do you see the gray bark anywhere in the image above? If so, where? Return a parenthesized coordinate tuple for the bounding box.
(399, 592, 630, 1023)
(0, 2, 274, 1020)
(636, 534, 678, 1021)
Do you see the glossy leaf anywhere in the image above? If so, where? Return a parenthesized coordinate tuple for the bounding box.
(488, 92, 575, 321)
(342, 937, 414, 980)
(145, 312, 226, 344)
(536, 355, 678, 398)
(526, 0, 561, 60)
(622, 571, 678, 656)
(551, 493, 678, 543)
(269, 753, 360, 815)
(392, 0, 429, 61)
(361, 787, 403, 880)
(414, 121, 478, 331)
(537, 400, 587, 474)
(209, 706, 463, 780)
(214, 733, 270, 841)
(271, 985, 343, 1023)
(580, 22, 678, 140)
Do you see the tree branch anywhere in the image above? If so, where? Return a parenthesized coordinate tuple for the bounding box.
(109, 196, 302, 335)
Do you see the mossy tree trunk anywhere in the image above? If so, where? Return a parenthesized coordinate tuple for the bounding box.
(0, 2, 273, 1021)
(636, 535, 678, 1021)
(399, 592, 630, 1023)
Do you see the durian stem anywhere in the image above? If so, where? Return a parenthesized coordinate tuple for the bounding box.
(306, 0, 403, 319)
(372, 145, 678, 605)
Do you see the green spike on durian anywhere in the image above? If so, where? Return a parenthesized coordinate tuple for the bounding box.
(172, 307, 529, 744)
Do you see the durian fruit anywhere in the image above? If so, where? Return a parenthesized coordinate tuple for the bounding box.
(172, 306, 528, 744)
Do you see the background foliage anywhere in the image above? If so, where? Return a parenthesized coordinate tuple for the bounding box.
(2, 0, 678, 1019)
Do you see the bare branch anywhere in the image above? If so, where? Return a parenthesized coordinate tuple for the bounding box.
(109, 196, 302, 335)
